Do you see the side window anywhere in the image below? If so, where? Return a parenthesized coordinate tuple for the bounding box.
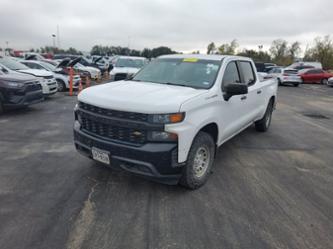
(277, 69, 282, 73)
(23, 62, 32, 68)
(33, 64, 43, 69)
(239, 61, 256, 85)
(222, 61, 240, 90)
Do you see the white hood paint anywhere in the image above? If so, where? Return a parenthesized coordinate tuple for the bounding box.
(18, 69, 53, 77)
(111, 67, 140, 75)
(78, 81, 206, 114)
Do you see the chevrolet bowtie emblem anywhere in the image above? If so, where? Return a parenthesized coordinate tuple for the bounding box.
(132, 131, 142, 136)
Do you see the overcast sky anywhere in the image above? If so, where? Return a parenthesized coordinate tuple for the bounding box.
(0, 0, 332, 53)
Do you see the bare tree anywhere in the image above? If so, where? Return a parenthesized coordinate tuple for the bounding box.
(207, 42, 216, 54)
(218, 40, 238, 55)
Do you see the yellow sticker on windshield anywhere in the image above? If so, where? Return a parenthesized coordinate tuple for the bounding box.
(183, 58, 199, 63)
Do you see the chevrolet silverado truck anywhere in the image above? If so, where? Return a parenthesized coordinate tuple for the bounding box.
(74, 55, 278, 189)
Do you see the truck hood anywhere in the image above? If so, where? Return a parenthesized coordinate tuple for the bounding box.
(78, 80, 206, 113)
(111, 67, 140, 75)
(18, 69, 53, 77)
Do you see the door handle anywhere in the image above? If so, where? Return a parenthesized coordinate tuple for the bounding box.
(257, 90, 262, 94)
(240, 96, 247, 101)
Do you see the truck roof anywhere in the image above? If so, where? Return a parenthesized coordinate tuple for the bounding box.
(159, 54, 252, 62)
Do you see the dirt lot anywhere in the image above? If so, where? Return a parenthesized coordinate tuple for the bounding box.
(0, 84, 333, 249)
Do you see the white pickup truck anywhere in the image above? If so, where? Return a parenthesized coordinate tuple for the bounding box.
(74, 55, 277, 189)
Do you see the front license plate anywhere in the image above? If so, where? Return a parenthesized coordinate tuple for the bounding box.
(92, 147, 110, 165)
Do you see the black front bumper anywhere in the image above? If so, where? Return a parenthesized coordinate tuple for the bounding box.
(74, 122, 183, 184)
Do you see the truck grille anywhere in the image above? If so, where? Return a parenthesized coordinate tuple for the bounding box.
(114, 73, 128, 81)
(79, 102, 148, 122)
(80, 115, 147, 144)
(78, 102, 150, 144)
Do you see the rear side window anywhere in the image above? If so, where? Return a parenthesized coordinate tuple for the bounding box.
(222, 62, 240, 90)
(239, 61, 256, 85)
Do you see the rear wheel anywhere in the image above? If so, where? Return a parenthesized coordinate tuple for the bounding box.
(321, 78, 328, 85)
(255, 100, 274, 132)
(56, 80, 66, 92)
(277, 78, 282, 86)
(179, 132, 215, 190)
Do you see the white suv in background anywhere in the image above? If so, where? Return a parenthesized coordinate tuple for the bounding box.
(21, 60, 81, 92)
(268, 67, 302, 87)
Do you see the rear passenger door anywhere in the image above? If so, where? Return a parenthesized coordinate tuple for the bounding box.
(237, 61, 266, 123)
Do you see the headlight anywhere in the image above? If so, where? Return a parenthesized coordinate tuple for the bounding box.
(4, 81, 25, 88)
(147, 131, 178, 142)
(39, 78, 48, 84)
(149, 113, 185, 124)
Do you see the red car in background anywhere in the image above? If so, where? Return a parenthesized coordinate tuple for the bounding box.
(298, 68, 333, 84)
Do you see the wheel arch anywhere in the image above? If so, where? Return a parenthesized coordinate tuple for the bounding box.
(198, 122, 219, 144)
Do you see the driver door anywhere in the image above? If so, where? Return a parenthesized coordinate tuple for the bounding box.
(219, 60, 249, 142)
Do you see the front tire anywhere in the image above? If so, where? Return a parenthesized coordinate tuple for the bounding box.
(179, 132, 215, 190)
(255, 100, 274, 132)
(56, 80, 66, 92)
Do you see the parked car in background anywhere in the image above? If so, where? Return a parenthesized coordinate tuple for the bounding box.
(73, 63, 101, 80)
(255, 62, 277, 73)
(53, 58, 82, 91)
(298, 68, 333, 84)
(78, 57, 109, 75)
(0, 64, 43, 114)
(0, 56, 57, 96)
(268, 67, 301, 87)
(110, 56, 148, 81)
(21, 60, 81, 92)
(328, 77, 333, 87)
(289, 61, 322, 71)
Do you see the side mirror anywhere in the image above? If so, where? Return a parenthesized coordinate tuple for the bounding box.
(224, 83, 248, 101)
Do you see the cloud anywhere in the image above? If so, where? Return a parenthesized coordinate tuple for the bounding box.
(0, 0, 332, 52)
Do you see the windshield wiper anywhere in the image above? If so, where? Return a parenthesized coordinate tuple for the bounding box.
(164, 82, 197, 89)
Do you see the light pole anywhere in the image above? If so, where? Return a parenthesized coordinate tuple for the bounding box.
(52, 34, 56, 48)
(5, 41, 9, 56)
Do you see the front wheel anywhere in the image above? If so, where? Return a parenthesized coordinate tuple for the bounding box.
(255, 100, 274, 132)
(56, 80, 66, 92)
(179, 132, 215, 190)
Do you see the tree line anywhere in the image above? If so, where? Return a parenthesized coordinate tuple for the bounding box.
(90, 45, 177, 58)
(206, 35, 333, 69)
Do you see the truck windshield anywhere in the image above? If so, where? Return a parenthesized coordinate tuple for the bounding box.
(132, 58, 221, 89)
(116, 58, 145, 68)
(0, 57, 30, 70)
